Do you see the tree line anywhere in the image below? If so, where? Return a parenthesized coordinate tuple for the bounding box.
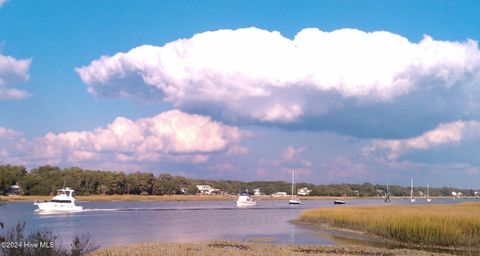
(0, 165, 477, 197)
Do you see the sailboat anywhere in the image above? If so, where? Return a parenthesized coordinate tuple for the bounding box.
(410, 178, 416, 203)
(426, 183, 432, 202)
(288, 170, 300, 205)
(385, 177, 391, 203)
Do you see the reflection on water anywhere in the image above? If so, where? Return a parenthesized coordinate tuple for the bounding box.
(0, 198, 477, 249)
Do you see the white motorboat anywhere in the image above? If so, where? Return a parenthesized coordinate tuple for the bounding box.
(289, 170, 300, 205)
(34, 187, 83, 212)
(236, 193, 256, 207)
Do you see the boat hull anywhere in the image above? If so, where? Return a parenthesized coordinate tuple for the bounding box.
(289, 200, 300, 205)
(236, 201, 256, 207)
(333, 200, 345, 205)
(34, 202, 83, 212)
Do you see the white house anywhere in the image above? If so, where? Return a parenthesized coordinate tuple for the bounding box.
(297, 187, 312, 196)
(7, 184, 21, 195)
(196, 185, 220, 195)
(254, 188, 262, 196)
(272, 192, 287, 197)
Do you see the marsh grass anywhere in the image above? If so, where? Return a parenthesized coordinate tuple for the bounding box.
(299, 202, 480, 249)
(89, 240, 449, 256)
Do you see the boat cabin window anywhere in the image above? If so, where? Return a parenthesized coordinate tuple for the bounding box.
(51, 200, 72, 203)
(56, 190, 72, 197)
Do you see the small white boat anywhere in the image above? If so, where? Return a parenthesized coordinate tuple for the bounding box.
(34, 187, 83, 212)
(289, 196, 300, 205)
(289, 170, 300, 205)
(236, 193, 256, 207)
(333, 200, 346, 205)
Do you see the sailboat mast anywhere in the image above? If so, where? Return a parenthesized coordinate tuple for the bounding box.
(387, 176, 389, 195)
(410, 178, 413, 199)
(291, 170, 295, 198)
(427, 183, 429, 198)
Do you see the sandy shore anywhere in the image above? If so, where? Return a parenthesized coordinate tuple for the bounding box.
(89, 240, 453, 256)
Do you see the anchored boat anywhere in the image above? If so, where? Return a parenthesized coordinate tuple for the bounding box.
(289, 170, 300, 205)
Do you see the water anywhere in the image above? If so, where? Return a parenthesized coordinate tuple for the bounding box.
(0, 198, 476, 248)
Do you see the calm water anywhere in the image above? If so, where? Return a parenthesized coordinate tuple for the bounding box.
(0, 198, 475, 248)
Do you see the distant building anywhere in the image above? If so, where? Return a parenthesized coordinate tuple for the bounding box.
(254, 188, 262, 196)
(452, 191, 463, 199)
(196, 185, 220, 195)
(7, 184, 21, 196)
(272, 192, 287, 197)
(297, 187, 312, 196)
(375, 189, 385, 196)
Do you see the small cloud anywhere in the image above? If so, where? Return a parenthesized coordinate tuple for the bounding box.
(280, 146, 305, 163)
(226, 145, 250, 156)
(0, 126, 21, 139)
(0, 52, 32, 100)
(0, 87, 30, 100)
(272, 145, 312, 168)
(0, 0, 7, 8)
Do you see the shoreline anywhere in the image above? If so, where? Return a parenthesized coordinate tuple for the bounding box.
(89, 240, 452, 256)
(1, 194, 469, 202)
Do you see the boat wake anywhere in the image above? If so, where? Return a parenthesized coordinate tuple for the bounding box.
(81, 206, 300, 212)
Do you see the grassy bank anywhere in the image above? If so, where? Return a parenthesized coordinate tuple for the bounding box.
(89, 240, 450, 256)
(299, 202, 480, 250)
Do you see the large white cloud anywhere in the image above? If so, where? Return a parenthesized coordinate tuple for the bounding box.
(0, 110, 247, 167)
(0, 52, 31, 100)
(366, 120, 480, 160)
(76, 27, 480, 138)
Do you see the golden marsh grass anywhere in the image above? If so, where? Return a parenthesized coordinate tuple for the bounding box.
(299, 202, 480, 249)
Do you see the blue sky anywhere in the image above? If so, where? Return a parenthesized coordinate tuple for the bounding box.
(1, 0, 480, 188)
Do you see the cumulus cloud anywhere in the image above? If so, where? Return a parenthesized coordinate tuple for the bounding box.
(0, 52, 31, 100)
(76, 27, 480, 137)
(0, 127, 21, 139)
(270, 145, 312, 170)
(366, 120, 480, 160)
(0, 110, 247, 167)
